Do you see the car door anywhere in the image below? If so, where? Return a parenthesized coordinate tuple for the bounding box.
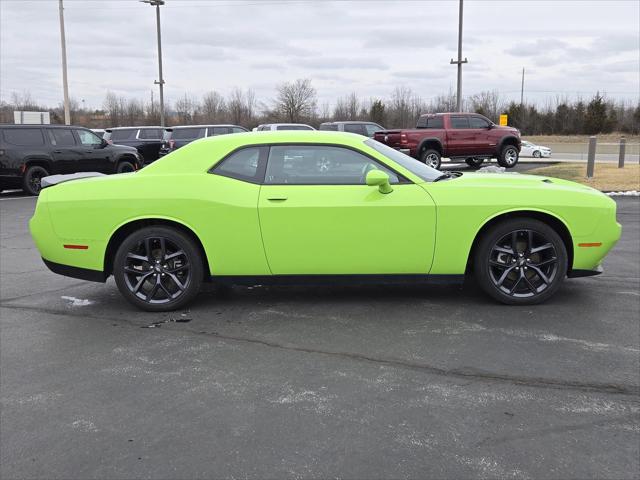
(258, 144, 437, 275)
(74, 128, 112, 172)
(468, 115, 494, 155)
(447, 116, 474, 157)
(136, 128, 163, 163)
(46, 128, 83, 173)
(520, 142, 533, 157)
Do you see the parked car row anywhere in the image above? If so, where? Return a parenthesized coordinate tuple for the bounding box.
(0, 114, 544, 195)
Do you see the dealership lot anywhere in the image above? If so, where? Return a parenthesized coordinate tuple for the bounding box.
(1, 192, 639, 478)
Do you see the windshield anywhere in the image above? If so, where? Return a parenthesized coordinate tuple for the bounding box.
(364, 139, 441, 182)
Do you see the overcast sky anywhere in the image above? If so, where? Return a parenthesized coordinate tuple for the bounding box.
(1, 0, 638, 111)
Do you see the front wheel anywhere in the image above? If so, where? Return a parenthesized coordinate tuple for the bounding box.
(465, 157, 484, 169)
(113, 227, 204, 311)
(116, 160, 135, 173)
(420, 149, 441, 169)
(533, 150, 541, 158)
(497, 145, 519, 168)
(22, 165, 49, 195)
(473, 218, 567, 305)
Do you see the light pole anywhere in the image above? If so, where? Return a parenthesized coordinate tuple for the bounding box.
(450, 0, 467, 112)
(141, 0, 165, 127)
(58, 0, 71, 125)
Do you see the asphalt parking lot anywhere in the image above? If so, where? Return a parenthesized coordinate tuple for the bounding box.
(1, 187, 639, 478)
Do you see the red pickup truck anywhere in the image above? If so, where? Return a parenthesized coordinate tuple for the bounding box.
(373, 112, 521, 169)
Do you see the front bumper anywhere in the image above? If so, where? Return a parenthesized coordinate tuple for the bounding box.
(568, 265, 603, 278)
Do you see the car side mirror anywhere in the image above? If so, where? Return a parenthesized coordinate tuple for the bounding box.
(487, 123, 494, 129)
(365, 169, 393, 194)
(99, 138, 108, 148)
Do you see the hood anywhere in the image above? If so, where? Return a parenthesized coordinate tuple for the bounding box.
(443, 172, 603, 195)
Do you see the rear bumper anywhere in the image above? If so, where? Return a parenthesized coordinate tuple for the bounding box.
(43, 258, 106, 282)
(568, 265, 603, 278)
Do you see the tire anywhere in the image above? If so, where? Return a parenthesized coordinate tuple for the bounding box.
(113, 226, 204, 312)
(116, 160, 135, 173)
(22, 165, 49, 196)
(420, 148, 441, 169)
(533, 150, 541, 158)
(473, 218, 567, 305)
(465, 157, 484, 169)
(497, 145, 519, 168)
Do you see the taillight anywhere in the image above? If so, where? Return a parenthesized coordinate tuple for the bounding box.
(107, 139, 113, 144)
(169, 139, 175, 149)
(400, 133, 408, 145)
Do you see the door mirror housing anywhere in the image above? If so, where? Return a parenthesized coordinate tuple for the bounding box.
(365, 169, 393, 194)
(487, 123, 494, 129)
(99, 138, 108, 148)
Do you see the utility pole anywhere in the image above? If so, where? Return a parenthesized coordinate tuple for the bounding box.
(520, 67, 525, 127)
(58, 0, 70, 125)
(520, 67, 525, 106)
(450, 0, 468, 112)
(141, 0, 165, 127)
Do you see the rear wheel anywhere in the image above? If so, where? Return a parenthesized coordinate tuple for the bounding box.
(420, 148, 441, 169)
(113, 227, 203, 311)
(497, 145, 519, 168)
(473, 218, 567, 305)
(116, 160, 135, 173)
(22, 165, 49, 195)
(465, 157, 484, 169)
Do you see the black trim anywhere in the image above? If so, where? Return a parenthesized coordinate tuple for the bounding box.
(43, 258, 106, 283)
(568, 266, 603, 278)
(209, 274, 464, 286)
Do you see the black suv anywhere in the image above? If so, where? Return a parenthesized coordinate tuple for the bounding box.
(158, 124, 248, 157)
(319, 121, 384, 137)
(103, 126, 164, 164)
(0, 125, 143, 195)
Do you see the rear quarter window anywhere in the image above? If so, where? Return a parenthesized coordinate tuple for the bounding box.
(138, 128, 163, 140)
(110, 129, 135, 142)
(2, 128, 45, 146)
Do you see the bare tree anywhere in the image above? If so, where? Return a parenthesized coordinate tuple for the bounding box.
(389, 86, 413, 128)
(274, 79, 317, 123)
(103, 91, 123, 126)
(468, 90, 503, 122)
(174, 93, 199, 124)
(201, 91, 227, 123)
(228, 88, 255, 126)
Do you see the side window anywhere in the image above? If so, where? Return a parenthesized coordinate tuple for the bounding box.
(76, 129, 102, 145)
(469, 116, 490, 129)
(111, 129, 134, 142)
(427, 117, 444, 129)
(210, 127, 230, 136)
(364, 124, 382, 137)
(138, 129, 163, 140)
(47, 128, 76, 146)
(264, 145, 400, 185)
(343, 124, 367, 136)
(319, 124, 338, 131)
(232, 127, 246, 133)
(3, 128, 45, 146)
(172, 128, 205, 140)
(211, 146, 266, 183)
(450, 116, 470, 129)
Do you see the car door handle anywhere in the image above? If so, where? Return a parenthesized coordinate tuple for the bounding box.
(84, 149, 93, 153)
(53, 150, 62, 153)
(267, 197, 288, 201)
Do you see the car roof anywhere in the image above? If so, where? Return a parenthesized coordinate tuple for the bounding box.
(0, 124, 88, 129)
(259, 123, 313, 127)
(166, 124, 243, 129)
(320, 121, 378, 125)
(105, 126, 163, 131)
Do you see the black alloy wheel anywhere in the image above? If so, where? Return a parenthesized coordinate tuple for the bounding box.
(114, 227, 203, 311)
(23, 165, 49, 195)
(474, 219, 567, 305)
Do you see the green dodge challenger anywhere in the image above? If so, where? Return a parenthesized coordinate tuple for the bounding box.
(30, 131, 621, 311)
